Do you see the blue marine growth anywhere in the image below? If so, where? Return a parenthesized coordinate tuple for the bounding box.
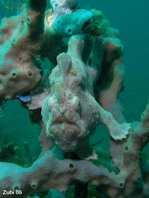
(49, 0, 93, 36)
(52, 9, 93, 36)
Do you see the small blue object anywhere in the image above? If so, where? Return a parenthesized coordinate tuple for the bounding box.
(52, 9, 93, 36)
(16, 95, 31, 102)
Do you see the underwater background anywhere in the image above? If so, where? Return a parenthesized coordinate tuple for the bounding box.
(0, 0, 149, 196)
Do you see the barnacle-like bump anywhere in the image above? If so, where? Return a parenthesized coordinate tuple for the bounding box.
(11, 72, 16, 77)
(28, 71, 33, 76)
(69, 163, 74, 169)
(31, 183, 38, 189)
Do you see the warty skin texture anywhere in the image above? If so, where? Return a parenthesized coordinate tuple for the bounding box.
(42, 36, 101, 157)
